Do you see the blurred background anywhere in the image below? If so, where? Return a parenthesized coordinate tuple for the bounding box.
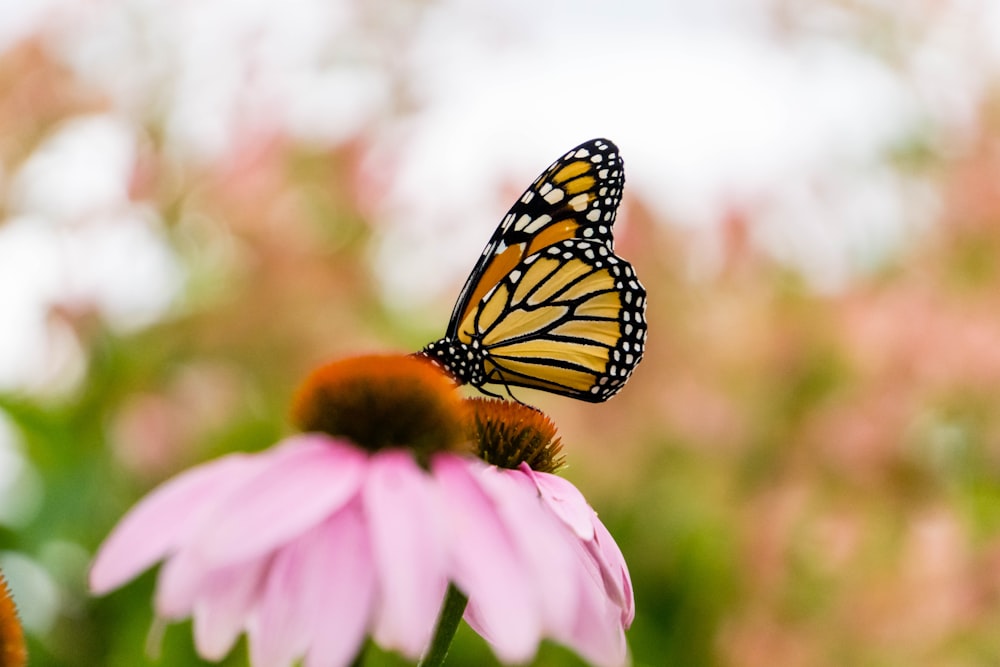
(1, 0, 1000, 665)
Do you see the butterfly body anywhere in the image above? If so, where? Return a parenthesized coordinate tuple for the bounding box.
(421, 138, 646, 403)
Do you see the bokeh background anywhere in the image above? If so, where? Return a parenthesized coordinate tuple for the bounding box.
(2, 1, 1000, 665)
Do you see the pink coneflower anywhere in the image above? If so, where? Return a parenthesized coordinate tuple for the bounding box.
(90, 355, 633, 666)
(460, 398, 634, 666)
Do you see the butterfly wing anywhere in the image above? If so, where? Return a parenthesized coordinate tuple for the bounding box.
(422, 137, 644, 402)
(459, 238, 646, 402)
(446, 138, 625, 339)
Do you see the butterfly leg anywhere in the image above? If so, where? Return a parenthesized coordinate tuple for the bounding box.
(501, 383, 528, 406)
(483, 378, 527, 406)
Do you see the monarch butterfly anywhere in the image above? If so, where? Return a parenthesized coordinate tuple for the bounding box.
(421, 138, 646, 403)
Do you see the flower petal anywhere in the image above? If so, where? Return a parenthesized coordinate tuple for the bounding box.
(191, 557, 269, 661)
(521, 465, 596, 541)
(304, 503, 376, 667)
(155, 547, 215, 619)
(248, 541, 312, 667)
(563, 568, 630, 667)
(90, 452, 260, 595)
(364, 450, 448, 660)
(588, 517, 635, 627)
(433, 456, 540, 663)
(251, 499, 376, 667)
(479, 467, 580, 638)
(194, 435, 366, 566)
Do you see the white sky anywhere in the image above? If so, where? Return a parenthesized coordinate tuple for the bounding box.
(0, 0, 998, 392)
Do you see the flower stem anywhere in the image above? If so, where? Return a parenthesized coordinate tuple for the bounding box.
(419, 584, 468, 667)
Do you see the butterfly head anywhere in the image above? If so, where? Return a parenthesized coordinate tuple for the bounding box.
(420, 338, 486, 388)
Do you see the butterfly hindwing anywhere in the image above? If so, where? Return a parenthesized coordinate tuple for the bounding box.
(422, 138, 644, 403)
(469, 239, 646, 402)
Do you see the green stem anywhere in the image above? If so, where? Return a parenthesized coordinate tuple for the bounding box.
(419, 584, 468, 667)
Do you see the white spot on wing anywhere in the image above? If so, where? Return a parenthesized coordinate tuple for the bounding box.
(543, 188, 565, 204)
(568, 193, 589, 211)
(521, 214, 553, 234)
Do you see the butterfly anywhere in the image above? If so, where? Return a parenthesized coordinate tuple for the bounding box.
(420, 138, 646, 403)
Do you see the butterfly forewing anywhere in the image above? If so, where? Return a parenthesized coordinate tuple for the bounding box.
(447, 138, 625, 339)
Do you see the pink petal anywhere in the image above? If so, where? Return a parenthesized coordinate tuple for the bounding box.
(432, 456, 540, 663)
(193, 435, 367, 566)
(191, 557, 269, 660)
(304, 503, 377, 667)
(524, 467, 635, 632)
(563, 571, 629, 667)
(548, 523, 631, 667)
(155, 547, 216, 618)
(248, 540, 313, 667)
(477, 467, 631, 667)
(90, 452, 261, 595)
(479, 468, 579, 638)
(521, 466, 596, 541)
(364, 450, 448, 660)
(251, 500, 376, 667)
(588, 517, 634, 627)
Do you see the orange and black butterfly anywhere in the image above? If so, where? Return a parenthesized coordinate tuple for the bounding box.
(421, 138, 646, 403)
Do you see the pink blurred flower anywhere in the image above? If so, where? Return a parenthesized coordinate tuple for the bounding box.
(91, 434, 633, 667)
